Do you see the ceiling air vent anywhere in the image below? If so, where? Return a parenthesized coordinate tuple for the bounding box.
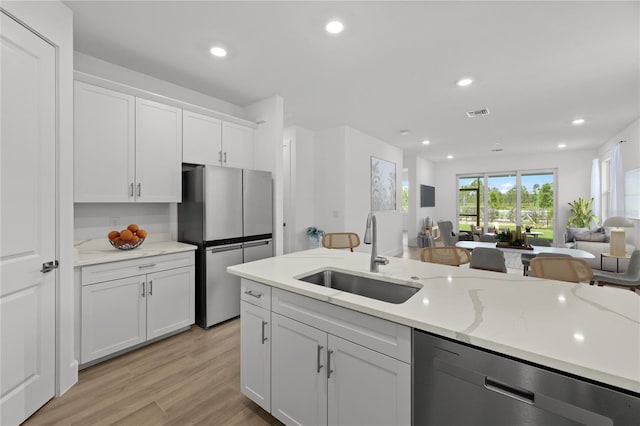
(491, 148, 503, 152)
(466, 108, 490, 118)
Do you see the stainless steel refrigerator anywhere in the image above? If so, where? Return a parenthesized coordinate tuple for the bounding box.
(178, 164, 273, 328)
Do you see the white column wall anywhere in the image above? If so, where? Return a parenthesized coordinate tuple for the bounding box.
(314, 127, 347, 234)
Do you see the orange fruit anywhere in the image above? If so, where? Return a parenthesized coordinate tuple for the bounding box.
(108, 230, 120, 240)
(127, 224, 139, 232)
(120, 229, 134, 241)
(130, 235, 140, 245)
(136, 229, 147, 239)
(113, 237, 125, 246)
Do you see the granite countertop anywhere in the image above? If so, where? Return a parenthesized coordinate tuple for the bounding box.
(74, 234, 197, 267)
(227, 248, 640, 394)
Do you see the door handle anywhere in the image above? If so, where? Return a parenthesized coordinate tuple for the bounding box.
(327, 349, 334, 378)
(141, 282, 145, 297)
(224, 152, 227, 164)
(40, 260, 59, 273)
(130, 183, 134, 197)
(137, 183, 141, 197)
(261, 321, 268, 344)
(149, 280, 153, 295)
(218, 150, 222, 164)
(317, 345, 324, 373)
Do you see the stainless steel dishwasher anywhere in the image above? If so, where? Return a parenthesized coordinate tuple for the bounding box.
(413, 329, 640, 425)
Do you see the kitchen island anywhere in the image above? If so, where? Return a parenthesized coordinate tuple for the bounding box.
(228, 248, 639, 425)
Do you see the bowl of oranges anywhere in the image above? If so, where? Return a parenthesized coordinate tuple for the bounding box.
(108, 224, 148, 250)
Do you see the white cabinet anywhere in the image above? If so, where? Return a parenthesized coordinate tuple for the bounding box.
(80, 252, 195, 364)
(240, 280, 271, 411)
(73, 81, 182, 203)
(240, 279, 411, 426)
(183, 111, 254, 169)
(222, 121, 254, 169)
(182, 110, 222, 165)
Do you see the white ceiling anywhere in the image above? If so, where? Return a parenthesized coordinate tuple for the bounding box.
(64, 1, 639, 162)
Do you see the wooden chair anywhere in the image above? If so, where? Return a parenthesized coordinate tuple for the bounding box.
(420, 247, 471, 266)
(469, 247, 507, 273)
(521, 238, 552, 276)
(530, 257, 593, 283)
(321, 232, 360, 252)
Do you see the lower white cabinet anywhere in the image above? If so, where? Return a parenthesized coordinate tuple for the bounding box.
(80, 252, 195, 364)
(240, 300, 271, 411)
(240, 279, 411, 426)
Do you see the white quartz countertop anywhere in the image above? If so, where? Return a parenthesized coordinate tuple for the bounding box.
(74, 236, 197, 267)
(227, 248, 640, 394)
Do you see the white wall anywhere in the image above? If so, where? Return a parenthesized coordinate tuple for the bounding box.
(403, 153, 437, 246)
(4, 0, 76, 395)
(283, 125, 317, 252)
(74, 204, 174, 241)
(434, 149, 596, 245)
(74, 52, 244, 118)
(314, 126, 403, 256)
(597, 118, 640, 246)
(244, 95, 285, 255)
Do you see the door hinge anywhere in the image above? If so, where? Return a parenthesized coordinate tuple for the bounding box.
(40, 260, 59, 273)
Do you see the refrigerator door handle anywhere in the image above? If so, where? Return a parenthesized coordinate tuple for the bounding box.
(207, 244, 243, 253)
(243, 240, 270, 248)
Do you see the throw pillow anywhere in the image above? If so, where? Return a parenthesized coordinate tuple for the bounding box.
(565, 227, 588, 242)
(575, 230, 607, 242)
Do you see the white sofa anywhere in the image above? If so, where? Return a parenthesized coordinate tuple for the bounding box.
(564, 227, 636, 272)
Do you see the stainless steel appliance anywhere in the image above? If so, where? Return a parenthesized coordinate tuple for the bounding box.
(178, 164, 273, 328)
(413, 329, 640, 425)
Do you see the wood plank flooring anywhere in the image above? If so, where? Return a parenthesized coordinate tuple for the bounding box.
(24, 319, 283, 426)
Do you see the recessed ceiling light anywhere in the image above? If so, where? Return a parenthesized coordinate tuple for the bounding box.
(399, 129, 410, 136)
(572, 118, 585, 125)
(457, 78, 473, 87)
(422, 140, 430, 145)
(447, 155, 454, 159)
(210, 46, 227, 57)
(325, 20, 344, 34)
(558, 143, 567, 148)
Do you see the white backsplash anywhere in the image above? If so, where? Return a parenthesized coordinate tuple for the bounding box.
(74, 203, 178, 241)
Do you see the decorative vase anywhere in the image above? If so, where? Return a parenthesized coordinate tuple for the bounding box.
(309, 236, 320, 248)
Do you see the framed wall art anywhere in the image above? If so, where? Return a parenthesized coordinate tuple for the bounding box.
(371, 156, 396, 211)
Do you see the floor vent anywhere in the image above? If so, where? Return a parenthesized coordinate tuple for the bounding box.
(466, 108, 490, 118)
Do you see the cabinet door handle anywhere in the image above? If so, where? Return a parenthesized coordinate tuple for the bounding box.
(137, 183, 141, 197)
(261, 321, 268, 344)
(327, 349, 334, 379)
(141, 282, 145, 297)
(224, 152, 227, 164)
(218, 150, 223, 164)
(244, 290, 262, 299)
(130, 183, 134, 197)
(149, 280, 153, 295)
(317, 345, 324, 373)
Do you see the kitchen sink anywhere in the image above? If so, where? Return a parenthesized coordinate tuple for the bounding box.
(298, 269, 419, 304)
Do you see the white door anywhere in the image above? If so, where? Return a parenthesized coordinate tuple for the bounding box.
(146, 266, 194, 340)
(135, 98, 182, 202)
(222, 121, 254, 169)
(240, 301, 271, 411)
(182, 110, 222, 165)
(1, 12, 57, 425)
(271, 313, 327, 426)
(327, 335, 411, 426)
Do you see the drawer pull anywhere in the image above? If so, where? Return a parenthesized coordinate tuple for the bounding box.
(244, 290, 262, 299)
(138, 263, 156, 269)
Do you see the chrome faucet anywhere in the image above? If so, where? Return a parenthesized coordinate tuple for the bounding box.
(364, 212, 389, 272)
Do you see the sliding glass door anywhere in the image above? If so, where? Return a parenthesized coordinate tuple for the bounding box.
(458, 170, 556, 242)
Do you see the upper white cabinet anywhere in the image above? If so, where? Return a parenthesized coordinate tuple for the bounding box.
(222, 121, 254, 169)
(182, 110, 222, 165)
(183, 110, 254, 169)
(74, 81, 182, 202)
(135, 98, 182, 202)
(74, 81, 134, 202)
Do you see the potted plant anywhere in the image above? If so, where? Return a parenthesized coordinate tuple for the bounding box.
(306, 226, 324, 248)
(567, 197, 599, 228)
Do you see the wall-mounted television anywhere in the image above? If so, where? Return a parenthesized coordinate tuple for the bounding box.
(420, 184, 435, 207)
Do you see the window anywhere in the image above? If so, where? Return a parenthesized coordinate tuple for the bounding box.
(401, 180, 409, 213)
(601, 159, 610, 219)
(458, 170, 556, 241)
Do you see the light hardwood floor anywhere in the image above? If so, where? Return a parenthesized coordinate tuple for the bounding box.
(25, 319, 282, 426)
